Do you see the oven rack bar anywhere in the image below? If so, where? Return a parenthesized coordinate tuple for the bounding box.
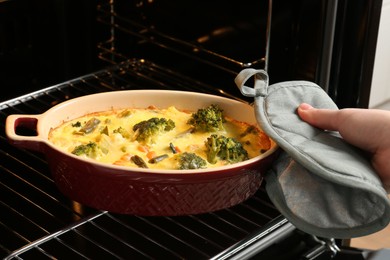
(4, 212, 107, 260)
(6, 214, 294, 260)
(210, 216, 296, 260)
(96, 0, 272, 72)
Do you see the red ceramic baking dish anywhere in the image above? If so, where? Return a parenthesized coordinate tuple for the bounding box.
(5, 90, 278, 216)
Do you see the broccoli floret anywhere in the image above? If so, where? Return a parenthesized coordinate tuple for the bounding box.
(113, 126, 130, 138)
(187, 104, 225, 132)
(178, 152, 207, 170)
(132, 117, 175, 144)
(72, 142, 98, 157)
(205, 134, 249, 164)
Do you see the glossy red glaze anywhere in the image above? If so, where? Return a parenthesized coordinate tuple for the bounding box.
(6, 90, 279, 216)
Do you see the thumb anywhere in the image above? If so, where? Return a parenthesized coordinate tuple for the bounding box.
(297, 103, 340, 131)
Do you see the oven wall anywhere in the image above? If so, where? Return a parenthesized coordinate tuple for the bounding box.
(0, 0, 383, 109)
(0, 0, 102, 101)
(369, 0, 390, 110)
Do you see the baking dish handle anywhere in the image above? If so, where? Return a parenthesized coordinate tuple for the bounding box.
(5, 114, 46, 152)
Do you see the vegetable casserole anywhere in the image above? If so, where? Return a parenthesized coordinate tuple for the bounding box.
(49, 104, 271, 170)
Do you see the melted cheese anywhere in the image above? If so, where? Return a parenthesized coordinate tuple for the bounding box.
(48, 106, 271, 170)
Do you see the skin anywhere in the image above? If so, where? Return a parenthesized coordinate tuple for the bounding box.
(297, 103, 390, 193)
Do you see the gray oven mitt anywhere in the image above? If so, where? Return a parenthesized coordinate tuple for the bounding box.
(235, 68, 390, 239)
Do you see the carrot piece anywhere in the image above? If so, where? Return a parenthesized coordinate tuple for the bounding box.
(121, 153, 133, 161)
(138, 145, 149, 153)
(113, 153, 132, 165)
(147, 151, 156, 159)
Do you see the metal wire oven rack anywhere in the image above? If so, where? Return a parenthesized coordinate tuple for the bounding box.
(95, 0, 272, 93)
(0, 59, 295, 259)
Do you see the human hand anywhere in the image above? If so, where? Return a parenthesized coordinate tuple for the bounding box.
(297, 103, 390, 193)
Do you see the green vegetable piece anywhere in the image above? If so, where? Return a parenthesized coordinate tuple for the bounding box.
(175, 127, 195, 138)
(101, 126, 109, 136)
(132, 117, 175, 144)
(72, 121, 81, 127)
(131, 155, 148, 168)
(71, 142, 98, 157)
(149, 154, 169, 164)
(113, 126, 130, 138)
(118, 109, 132, 118)
(79, 118, 101, 134)
(169, 143, 177, 154)
(205, 134, 249, 164)
(178, 152, 207, 170)
(187, 104, 225, 132)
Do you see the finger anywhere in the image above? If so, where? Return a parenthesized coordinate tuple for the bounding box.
(297, 103, 341, 131)
(372, 149, 390, 193)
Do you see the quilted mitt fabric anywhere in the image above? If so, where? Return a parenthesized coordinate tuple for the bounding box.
(235, 68, 390, 238)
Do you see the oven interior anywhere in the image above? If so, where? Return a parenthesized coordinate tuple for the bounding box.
(96, 0, 271, 99)
(1, 58, 341, 260)
(0, 0, 387, 259)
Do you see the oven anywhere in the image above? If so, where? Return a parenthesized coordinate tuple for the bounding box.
(1, 0, 388, 259)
